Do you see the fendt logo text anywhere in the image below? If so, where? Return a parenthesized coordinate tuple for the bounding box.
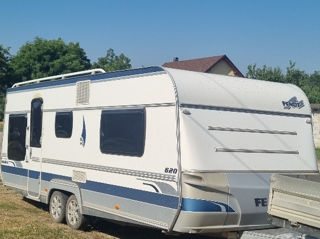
(282, 97, 304, 110)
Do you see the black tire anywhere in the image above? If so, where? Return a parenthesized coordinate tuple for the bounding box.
(66, 194, 86, 230)
(49, 191, 68, 223)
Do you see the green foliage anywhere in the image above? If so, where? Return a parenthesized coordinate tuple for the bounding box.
(11, 37, 91, 81)
(0, 95, 5, 122)
(316, 148, 320, 161)
(246, 62, 320, 104)
(0, 45, 15, 91)
(0, 45, 11, 89)
(0, 45, 15, 120)
(247, 64, 284, 83)
(0, 38, 132, 121)
(92, 48, 131, 72)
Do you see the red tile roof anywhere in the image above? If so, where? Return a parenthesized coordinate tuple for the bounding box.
(163, 55, 243, 77)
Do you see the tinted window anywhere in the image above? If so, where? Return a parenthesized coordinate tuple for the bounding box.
(100, 109, 145, 157)
(30, 98, 43, 147)
(8, 114, 27, 161)
(55, 112, 73, 138)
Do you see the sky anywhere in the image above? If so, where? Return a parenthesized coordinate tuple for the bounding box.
(1, 0, 319, 74)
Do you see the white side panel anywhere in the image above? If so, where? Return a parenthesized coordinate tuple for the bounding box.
(1, 114, 9, 158)
(5, 73, 175, 112)
(90, 74, 175, 107)
(180, 108, 317, 171)
(41, 106, 178, 188)
(165, 68, 311, 116)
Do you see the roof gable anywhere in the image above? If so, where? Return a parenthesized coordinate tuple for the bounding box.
(163, 55, 243, 77)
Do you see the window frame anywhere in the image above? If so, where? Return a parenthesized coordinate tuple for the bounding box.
(7, 114, 27, 161)
(30, 98, 43, 148)
(99, 108, 146, 157)
(55, 111, 73, 138)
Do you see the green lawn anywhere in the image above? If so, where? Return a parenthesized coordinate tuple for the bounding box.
(316, 148, 320, 161)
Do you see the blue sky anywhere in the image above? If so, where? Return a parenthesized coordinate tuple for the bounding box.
(1, 0, 319, 74)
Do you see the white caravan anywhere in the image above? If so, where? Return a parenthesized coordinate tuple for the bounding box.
(1, 67, 317, 234)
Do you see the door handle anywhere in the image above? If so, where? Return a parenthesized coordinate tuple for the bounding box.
(29, 147, 32, 161)
(25, 145, 29, 162)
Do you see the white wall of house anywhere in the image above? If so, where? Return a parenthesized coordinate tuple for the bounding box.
(207, 60, 236, 76)
(312, 111, 320, 148)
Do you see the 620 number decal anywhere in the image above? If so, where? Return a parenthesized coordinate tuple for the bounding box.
(164, 168, 178, 174)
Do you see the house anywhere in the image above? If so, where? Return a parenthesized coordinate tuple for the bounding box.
(311, 104, 320, 148)
(163, 55, 244, 77)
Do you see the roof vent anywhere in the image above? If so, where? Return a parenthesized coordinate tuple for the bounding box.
(76, 80, 90, 105)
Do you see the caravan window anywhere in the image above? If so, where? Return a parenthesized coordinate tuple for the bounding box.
(100, 109, 146, 157)
(55, 111, 73, 138)
(8, 114, 27, 161)
(30, 98, 43, 147)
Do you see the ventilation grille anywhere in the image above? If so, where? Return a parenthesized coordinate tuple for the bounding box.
(72, 170, 87, 183)
(76, 80, 90, 105)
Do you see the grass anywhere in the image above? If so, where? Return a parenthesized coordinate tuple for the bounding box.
(0, 182, 109, 239)
(316, 148, 320, 161)
(0, 181, 215, 239)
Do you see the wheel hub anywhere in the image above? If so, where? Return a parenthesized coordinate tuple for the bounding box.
(67, 199, 80, 225)
(51, 195, 62, 219)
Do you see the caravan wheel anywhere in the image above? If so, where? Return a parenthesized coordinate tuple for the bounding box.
(49, 191, 68, 223)
(66, 195, 86, 230)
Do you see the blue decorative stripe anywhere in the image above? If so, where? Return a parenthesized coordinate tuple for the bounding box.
(1, 165, 28, 177)
(2, 165, 178, 209)
(181, 198, 235, 212)
(82, 180, 178, 209)
(80, 116, 86, 147)
(42, 171, 70, 182)
(1, 165, 234, 212)
(28, 170, 40, 179)
(8, 67, 165, 93)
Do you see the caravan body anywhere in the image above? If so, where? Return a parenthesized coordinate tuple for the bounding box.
(1, 67, 317, 233)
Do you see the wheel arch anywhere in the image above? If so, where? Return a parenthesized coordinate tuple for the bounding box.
(46, 179, 83, 214)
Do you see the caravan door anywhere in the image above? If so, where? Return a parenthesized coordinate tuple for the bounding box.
(26, 98, 43, 198)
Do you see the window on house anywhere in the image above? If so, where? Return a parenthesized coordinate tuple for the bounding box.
(55, 111, 73, 138)
(8, 114, 27, 161)
(30, 98, 43, 147)
(100, 109, 146, 157)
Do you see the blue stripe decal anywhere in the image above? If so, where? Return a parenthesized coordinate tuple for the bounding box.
(1, 165, 234, 212)
(82, 180, 178, 209)
(28, 170, 40, 179)
(181, 198, 235, 212)
(43, 171, 178, 209)
(2, 165, 178, 209)
(8, 67, 165, 93)
(1, 165, 28, 177)
(42, 171, 70, 182)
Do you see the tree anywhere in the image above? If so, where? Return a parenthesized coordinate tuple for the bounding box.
(284, 61, 309, 87)
(246, 62, 320, 104)
(11, 37, 91, 82)
(301, 71, 320, 104)
(0, 45, 15, 91)
(0, 39, 132, 121)
(92, 48, 131, 72)
(246, 64, 284, 83)
(0, 45, 15, 120)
